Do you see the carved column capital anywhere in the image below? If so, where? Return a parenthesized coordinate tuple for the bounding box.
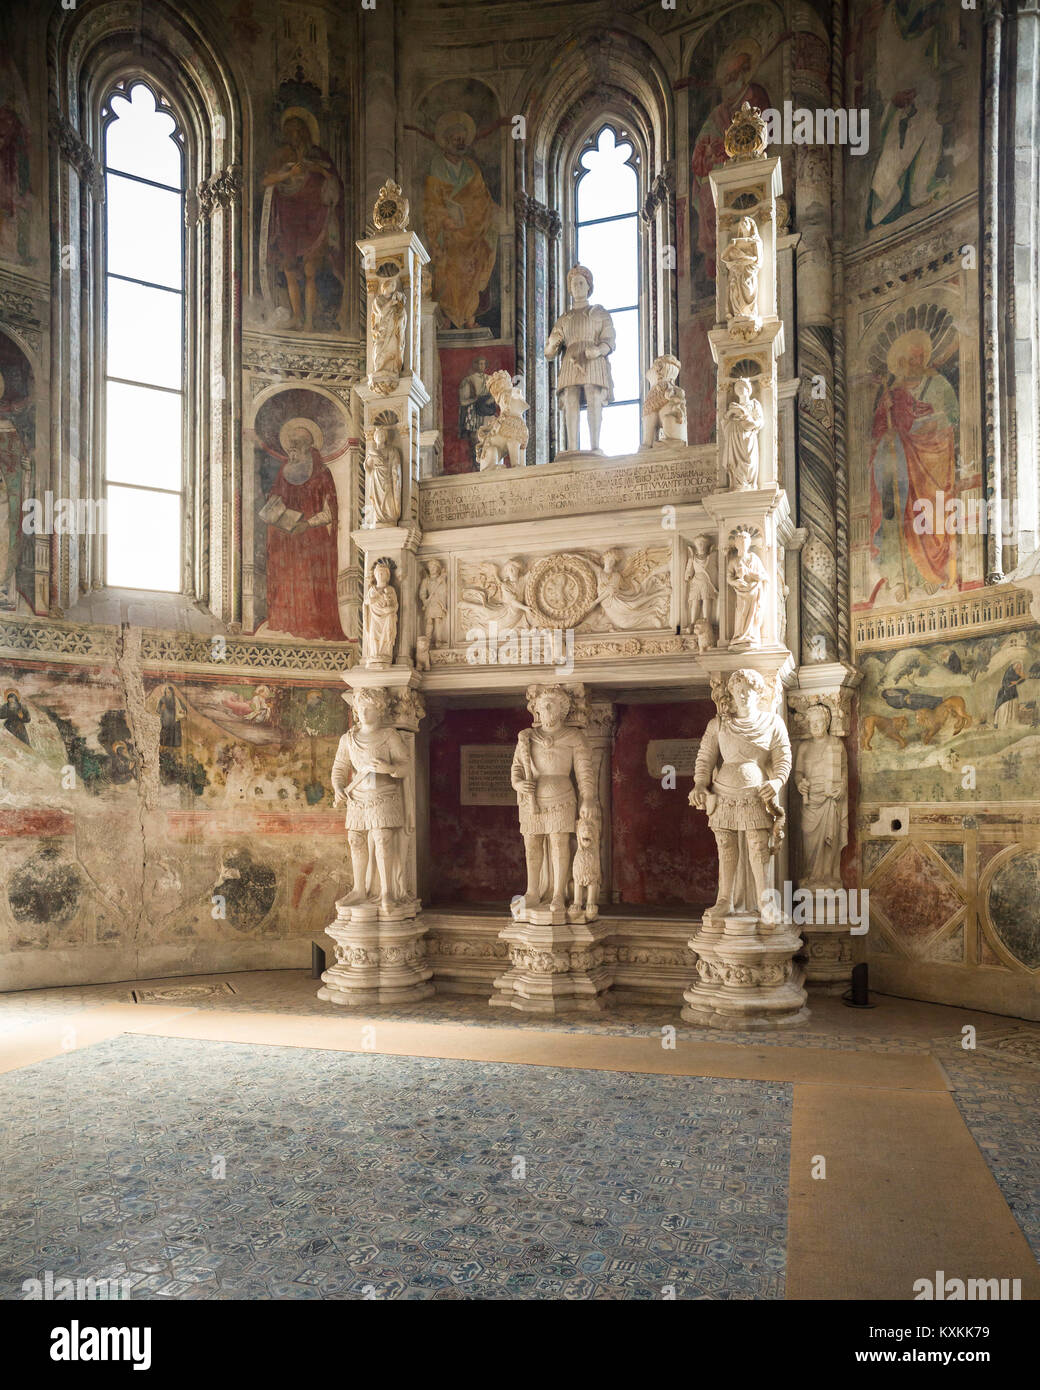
(49, 111, 104, 201)
(516, 192, 561, 240)
(189, 165, 243, 223)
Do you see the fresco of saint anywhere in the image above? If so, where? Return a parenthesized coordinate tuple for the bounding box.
(865, 0, 948, 231)
(868, 328, 959, 603)
(260, 108, 346, 332)
(257, 418, 344, 641)
(420, 111, 499, 330)
(690, 40, 771, 281)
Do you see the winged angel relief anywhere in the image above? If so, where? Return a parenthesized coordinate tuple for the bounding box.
(460, 548, 671, 634)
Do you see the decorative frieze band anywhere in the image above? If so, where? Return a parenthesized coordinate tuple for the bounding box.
(0, 618, 353, 676)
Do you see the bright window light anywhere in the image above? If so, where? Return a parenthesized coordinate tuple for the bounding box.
(576, 126, 641, 456)
(103, 81, 184, 591)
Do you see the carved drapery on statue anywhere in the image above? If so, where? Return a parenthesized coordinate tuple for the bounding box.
(793, 703, 848, 890)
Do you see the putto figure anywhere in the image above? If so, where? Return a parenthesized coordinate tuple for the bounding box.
(689, 669, 791, 920)
(476, 370, 529, 470)
(544, 265, 615, 454)
(331, 687, 411, 918)
(511, 684, 597, 922)
(641, 354, 688, 448)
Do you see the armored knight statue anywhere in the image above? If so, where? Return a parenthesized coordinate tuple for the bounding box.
(544, 265, 615, 454)
(689, 669, 792, 921)
(331, 686, 412, 918)
(511, 683, 597, 921)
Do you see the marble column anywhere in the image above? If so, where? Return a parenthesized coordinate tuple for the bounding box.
(790, 8, 841, 667)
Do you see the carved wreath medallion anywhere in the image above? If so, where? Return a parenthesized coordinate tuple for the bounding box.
(523, 553, 598, 628)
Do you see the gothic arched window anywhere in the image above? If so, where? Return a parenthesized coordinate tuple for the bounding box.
(102, 80, 185, 591)
(573, 124, 642, 455)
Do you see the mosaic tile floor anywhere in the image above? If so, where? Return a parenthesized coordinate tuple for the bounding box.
(0, 1035, 791, 1301)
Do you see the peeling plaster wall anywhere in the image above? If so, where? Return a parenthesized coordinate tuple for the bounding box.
(0, 641, 353, 989)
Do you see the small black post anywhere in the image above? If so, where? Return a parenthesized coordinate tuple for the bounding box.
(842, 961, 874, 1008)
(311, 942, 326, 979)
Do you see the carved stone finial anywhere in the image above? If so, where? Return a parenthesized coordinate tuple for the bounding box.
(373, 179, 409, 232)
(724, 102, 768, 161)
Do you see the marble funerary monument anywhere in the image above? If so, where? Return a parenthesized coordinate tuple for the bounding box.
(319, 111, 847, 1027)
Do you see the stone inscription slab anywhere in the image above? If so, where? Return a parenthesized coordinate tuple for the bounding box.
(645, 739, 701, 779)
(460, 744, 517, 806)
(420, 450, 717, 530)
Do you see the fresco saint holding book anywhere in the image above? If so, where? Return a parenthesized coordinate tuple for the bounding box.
(258, 418, 342, 640)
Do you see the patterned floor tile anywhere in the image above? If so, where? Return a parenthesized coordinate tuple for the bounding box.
(0, 1034, 791, 1301)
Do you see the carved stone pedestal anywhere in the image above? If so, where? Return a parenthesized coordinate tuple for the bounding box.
(800, 923, 854, 994)
(682, 912, 808, 1029)
(319, 903, 434, 1007)
(489, 917, 614, 1014)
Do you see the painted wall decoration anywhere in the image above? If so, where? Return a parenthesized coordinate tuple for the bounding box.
(257, 103, 347, 333)
(428, 707, 528, 903)
(987, 850, 1040, 970)
(144, 677, 349, 810)
(857, 630, 1040, 802)
(0, 10, 33, 268)
(0, 331, 33, 612)
(438, 344, 515, 473)
(678, 317, 718, 446)
(408, 78, 505, 339)
(679, 5, 787, 446)
(685, 6, 786, 300)
(611, 701, 718, 907)
(250, 387, 348, 641)
(0, 661, 350, 963)
(850, 287, 982, 609)
(846, 1, 977, 243)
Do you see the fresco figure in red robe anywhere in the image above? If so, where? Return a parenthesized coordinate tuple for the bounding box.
(260, 419, 343, 641)
(260, 108, 345, 332)
(868, 328, 959, 604)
